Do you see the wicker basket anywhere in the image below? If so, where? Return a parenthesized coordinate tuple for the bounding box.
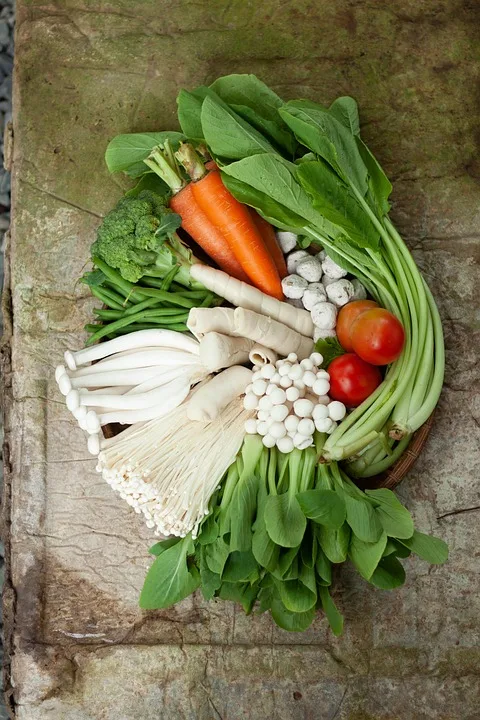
(102, 413, 434, 491)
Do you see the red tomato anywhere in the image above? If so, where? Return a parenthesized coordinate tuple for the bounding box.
(328, 354, 382, 407)
(351, 308, 405, 365)
(336, 300, 379, 351)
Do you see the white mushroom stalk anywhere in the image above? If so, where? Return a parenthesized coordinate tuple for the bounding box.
(96, 398, 253, 538)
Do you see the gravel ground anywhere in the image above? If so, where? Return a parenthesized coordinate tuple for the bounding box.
(0, 0, 14, 717)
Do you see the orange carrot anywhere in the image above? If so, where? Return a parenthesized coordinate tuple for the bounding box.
(191, 170, 283, 300)
(170, 185, 249, 283)
(249, 210, 287, 279)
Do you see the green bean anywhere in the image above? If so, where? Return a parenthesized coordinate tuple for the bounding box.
(123, 296, 165, 316)
(130, 287, 197, 308)
(200, 292, 215, 307)
(160, 265, 180, 290)
(89, 286, 124, 310)
(102, 281, 132, 307)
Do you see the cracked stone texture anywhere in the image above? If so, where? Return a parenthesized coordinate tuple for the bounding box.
(3, 0, 480, 718)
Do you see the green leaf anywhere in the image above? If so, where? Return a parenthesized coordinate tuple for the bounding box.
(315, 337, 345, 368)
(210, 74, 284, 118)
(319, 586, 344, 636)
(221, 173, 307, 231)
(222, 551, 259, 584)
(148, 537, 182, 557)
(154, 212, 182, 241)
(125, 173, 171, 200)
(315, 547, 332, 586)
(272, 545, 301, 579)
(221, 154, 331, 230)
(383, 538, 411, 559)
(297, 489, 346, 529)
(344, 495, 383, 543)
(81, 269, 106, 288)
(201, 95, 276, 160)
(275, 576, 317, 613)
(356, 138, 392, 215)
(279, 100, 369, 195)
(196, 512, 219, 546)
(198, 546, 221, 601)
(366, 489, 414, 539)
(105, 131, 185, 174)
(316, 523, 350, 564)
(176, 88, 206, 141)
(265, 492, 307, 548)
(205, 537, 230, 575)
(252, 524, 280, 573)
(140, 537, 199, 609)
(370, 555, 406, 589)
(270, 598, 316, 632)
(328, 96, 360, 136)
(349, 531, 388, 580)
(297, 161, 380, 249)
(398, 531, 448, 564)
(231, 104, 296, 154)
(300, 525, 317, 569)
(218, 581, 259, 614)
(230, 473, 259, 552)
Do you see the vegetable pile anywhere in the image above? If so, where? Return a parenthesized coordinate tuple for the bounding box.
(55, 73, 447, 634)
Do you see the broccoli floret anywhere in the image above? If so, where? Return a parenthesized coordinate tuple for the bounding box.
(91, 192, 199, 287)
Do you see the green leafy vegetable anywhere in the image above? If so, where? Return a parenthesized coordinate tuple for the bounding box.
(297, 489, 346, 529)
(398, 531, 449, 564)
(105, 131, 185, 174)
(315, 336, 345, 368)
(369, 555, 406, 590)
(140, 536, 199, 609)
(366, 489, 414, 539)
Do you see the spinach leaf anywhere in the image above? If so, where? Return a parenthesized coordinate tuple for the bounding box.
(140, 536, 199, 609)
(210, 74, 284, 119)
(349, 531, 388, 580)
(222, 551, 259, 584)
(148, 537, 182, 557)
(316, 523, 350, 564)
(356, 138, 392, 215)
(221, 173, 307, 231)
(319, 586, 344, 636)
(369, 555, 406, 590)
(229, 473, 259, 552)
(297, 161, 380, 249)
(201, 95, 276, 160)
(176, 87, 207, 141)
(275, 576, 317, 613)
(315, 337, 345, 368)
(231, 104, 296, 154)
(252, 523, 280, 573)
(279, 100, 369, 196)
(398, 531, 448, 564)
(296, 489, 346, 529)
(105, 131, 185, 174)
(344, 494, 383, 543)
(264, 492, 307, 548)
(315, 547, 332, 586)
(218, 581, 259, 614)
(270, 598, 316, 632)
(366, 489, 414, 539)
(328, 96, 360, 136)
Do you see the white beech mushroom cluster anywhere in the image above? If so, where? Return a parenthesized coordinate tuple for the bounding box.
(243, 351, 346, 452)
(55, 329, 208, 456)
(279, 240, 367, 343)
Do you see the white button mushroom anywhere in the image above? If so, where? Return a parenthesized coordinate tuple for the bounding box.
(287, 353, 298, 363)
(314, 416, 335, 433)
(270, 388, 287, 405)
(258, 395, 273, 412)
(288, 363, 303, 380)
(326, 279, 355, 307)
(276, 231, 298, 254)
(257, 421, 270, 436)
(286, 249, 309, 275)
(270, 404, 289, 422)
(252, 379, 268, 396)
(300, 358, 314, 371)
(279, 375, 293, 389)
(260, 364, 276, 380)
(257, 410, 270, 422)
(297, 418, 315, 436)
(313, 378, 331, 396)
(284, 414, 300, 433)
(270, 422, 287, 440)
(296, 256, 323, 283)
(286, 386, 301, 403)
(312, 404, 329, 420)
(245, 418, 258, 434)
(322, 255, 348, 279)
(243, 392, 259, 410)
(276, 435, 294, 454)
(262, 434, 277, 448)
(303, 370, 317, 388)
(328, 401, 347, 421)
(302, 283, 327, 310)
(310, 352, 324, 366)
(351, 278, 367, 301)
(278, 363, 292, 377)
(282, 274, 308, 299)
(293, 398, 314, 417)
(311, 302, 337, 330)
(293, 433, 314, 449)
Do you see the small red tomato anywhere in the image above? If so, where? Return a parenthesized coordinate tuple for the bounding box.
(351, 308, 405, 365)
(336, 300, 379, 351)
(328, 353, 382, 407)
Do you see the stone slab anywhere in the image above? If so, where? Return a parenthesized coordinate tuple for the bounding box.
(2, 0, 480, 717)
